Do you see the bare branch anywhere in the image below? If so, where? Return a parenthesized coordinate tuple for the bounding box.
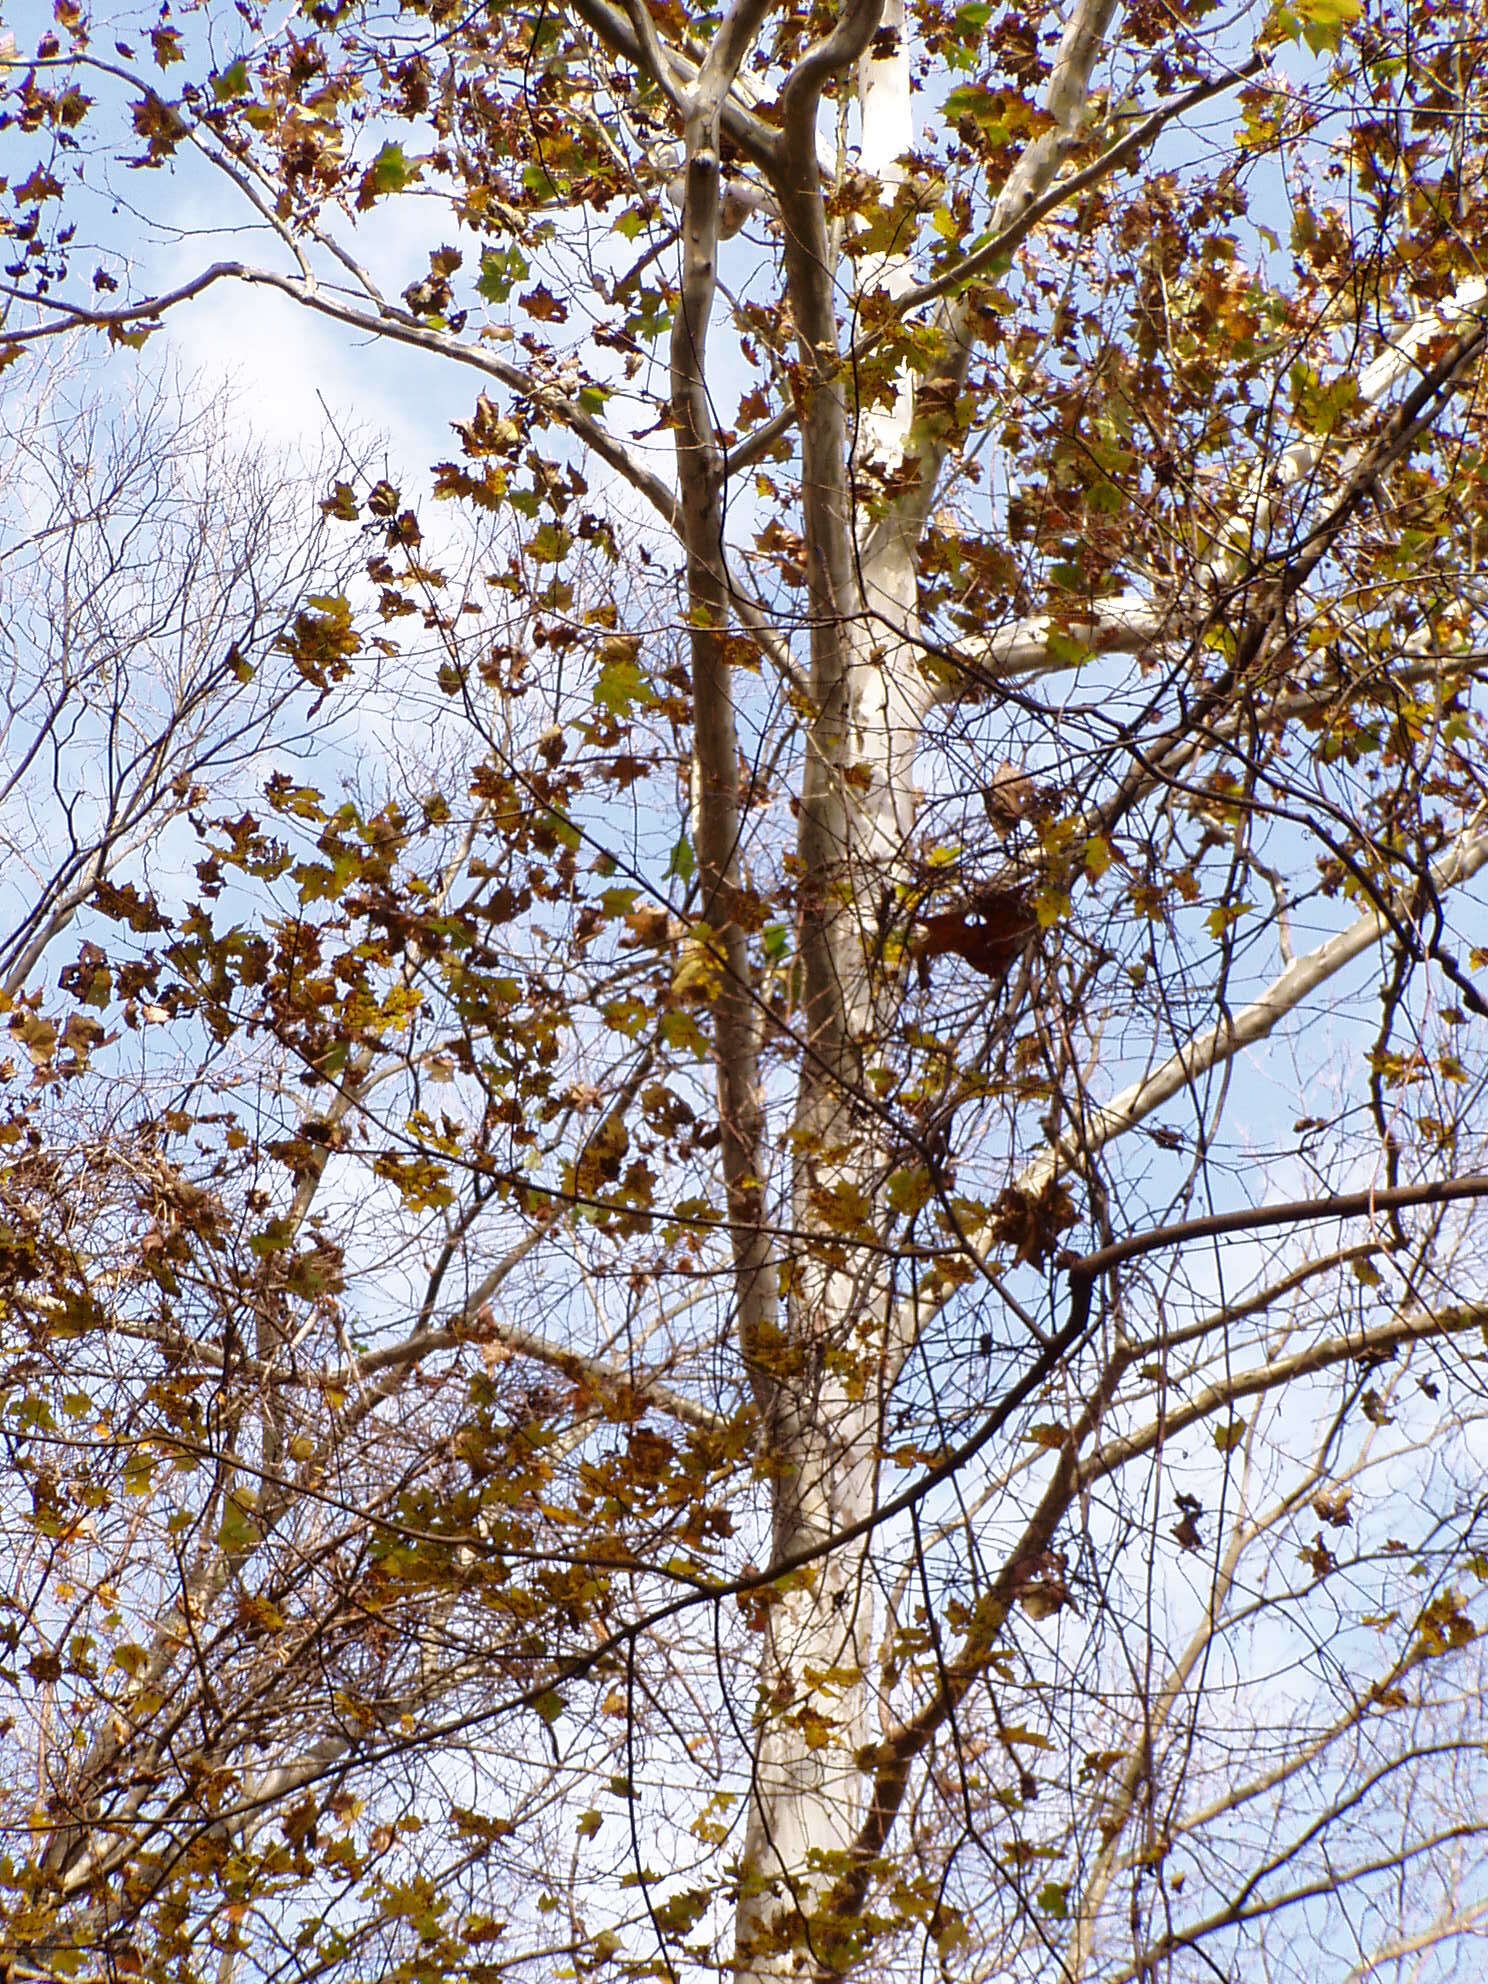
(1022, 817, 1488, 1193)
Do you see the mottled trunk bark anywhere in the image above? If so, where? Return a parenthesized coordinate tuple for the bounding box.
(732, 0, 1120, 1963)
(734, 7, 929, 1971)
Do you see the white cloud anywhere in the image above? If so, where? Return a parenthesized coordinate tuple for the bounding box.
(162, 269, 469, 498)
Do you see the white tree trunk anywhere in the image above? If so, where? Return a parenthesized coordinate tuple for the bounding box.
(727, 0, 1128, 1967)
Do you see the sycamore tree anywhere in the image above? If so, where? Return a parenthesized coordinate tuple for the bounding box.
(4, 0, 1488, 1978)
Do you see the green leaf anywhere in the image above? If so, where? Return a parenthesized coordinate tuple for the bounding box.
(886, 1166, 933, 1218)
(1296, 0, 1361, 21)
(478, 244, 529, 304)
(123, 1450, 156, 1496)
(358, 142, 418, 210)
(594, 654, 656, 715)
(652, 1886, 712, 1935)
(1205, 901, 1252, 938)
(217, 1494, 261, 1554)
(371, 143, 413, 193)
(527, 521, 572, 565)
(1045, 628, 1090, 667)
(659, 1009, 708, 1057)
(211, 59, 250, 100)
(944, 80, 997, 124)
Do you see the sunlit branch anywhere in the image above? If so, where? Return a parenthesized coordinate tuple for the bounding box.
(1132, 1242, 1383, 1360)
(726, 53, 1264, 479)
(1071, 1175, 1488, 1283)
(1106, 1823, 1486, 1984)
(1068, 1466, 1261, 1978)
(0, 263, 683, 534)
(866, 0, 1120, 559)
(562, 0, 780, 166)
(1021, 817, 1488, 1194)
(923, 273, 1488, 704)
(1339, 1897, 1488, 1984)
(1082, 1299, 1488, 1490)
(1200, 273, 1488, 594)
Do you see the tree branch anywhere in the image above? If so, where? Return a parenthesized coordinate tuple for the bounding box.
(1021, 816, 1488, 1195)
(666, 64, 780, 1398)
(864, 0, 1120, 561)
(841, 1286, 1486, 1939)
(2, 263, 684, 533)
(1082, 1298, 1488, 1490)
(562, 0, 781, 166)
(1067, 1174, 1488, 1284)
(1105, 1824, 1486, 1984)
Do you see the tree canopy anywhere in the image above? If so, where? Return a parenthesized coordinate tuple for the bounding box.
(3, 0, 1488, 1980)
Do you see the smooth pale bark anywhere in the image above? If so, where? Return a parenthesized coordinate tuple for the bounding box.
(734, 0, 910, 1951)
(661, 0, 782, 1414)
(731, 0, 1124, 1969)
(726, 0, 1151, 1968)
(724, 7, 1488, 1963)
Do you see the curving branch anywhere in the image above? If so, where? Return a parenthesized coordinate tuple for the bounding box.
(1, 261, 683, 533)
(1021, 817, 1488, 1196)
